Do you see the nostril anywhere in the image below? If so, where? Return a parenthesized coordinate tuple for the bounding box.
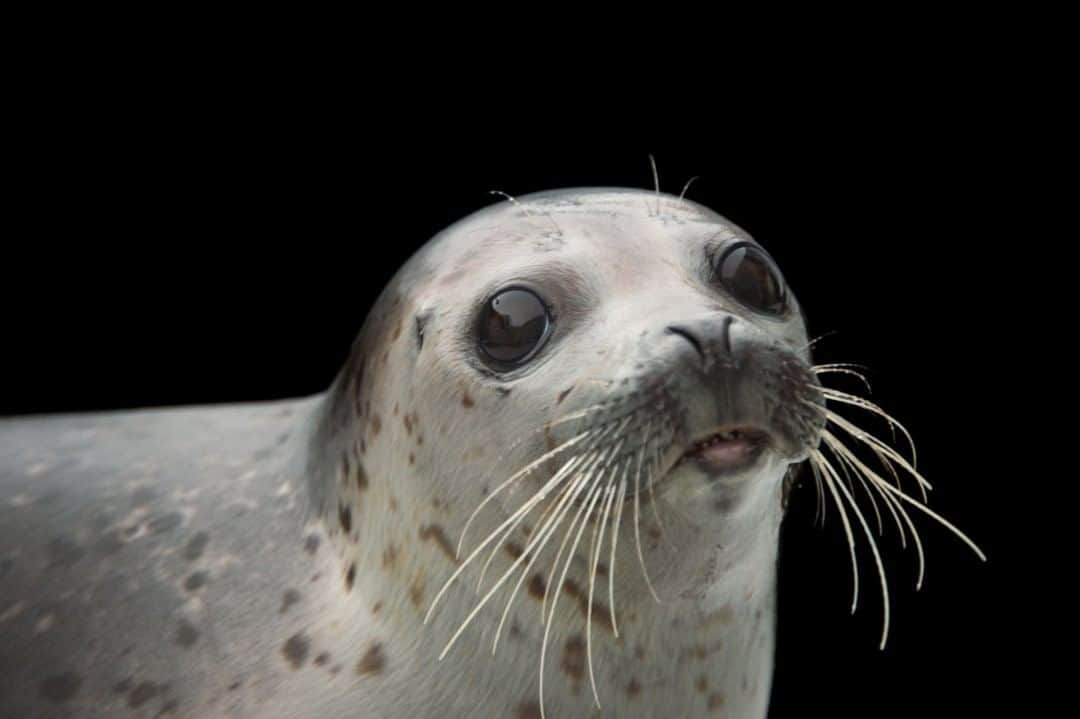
(666, 325, 707, 366)
(721, 316, 734, 356)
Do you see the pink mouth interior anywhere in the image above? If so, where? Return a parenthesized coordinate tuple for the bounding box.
(682, 429, 767, 472)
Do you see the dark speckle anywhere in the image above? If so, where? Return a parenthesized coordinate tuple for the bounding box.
(228, 680, 242, 691)
(304, 534, 320, 555)
(462, 391, 474, 408)
(556, 385, 575, 404)
(95, 528, 126, 556)
(281, 589, 301, 613)
(338, 504, 352, 534)
(39, 672, 82, 703)
(561, 635, 585, 680)
(129, 681, 160, 708)
(183, 532, 209, 560)
(159, 699, 179, 714)
(113, 677, 133, 694)
(175, 619, 199, 648)
(314, 652, 331, 667)
(356, 642, 386, 675)
(345, 563, 356, 591)
(131, 486, 157, 507)
(148, 512, 183, 535)
(516, 702, 542, 719)
(0, 557, 13, 579)
(627, 677, 641, 698)
(47, 537, 85, 568)
(184, 571, 208, 592)
(282, 633, 310, 669)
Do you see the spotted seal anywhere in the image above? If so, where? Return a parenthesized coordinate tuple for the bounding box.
(0, 187, 983, 717)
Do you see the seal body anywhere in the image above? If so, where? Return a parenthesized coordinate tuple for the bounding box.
(1, 188, 824, 717)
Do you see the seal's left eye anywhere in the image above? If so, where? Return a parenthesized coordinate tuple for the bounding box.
(714, 243, 788, 316)
(477, 288, 552, 367)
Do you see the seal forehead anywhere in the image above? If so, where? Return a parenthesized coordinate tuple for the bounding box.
(414, 188, 756, 286)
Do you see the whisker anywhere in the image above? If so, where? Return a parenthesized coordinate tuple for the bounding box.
(819, 387, 916, 466)
(586, 479, 618, 709)
(648, 153, 661, 216)
(819, 447, 892, 649)
(632, 428, 662, 603)
(539, 476, 607, 719)
(437, 459, 595, 661)
(825, 437, 884, 535)
(811, 365, 874, 395)
(607, 468, 628, 637)
(457, 428, 595, 559)
(823, 411, 932, 497)
(542, 437, 626, 621)
(490, 454, 602, 654)
(425, 445, 597, 627)
(678, 175, 700, 202)
(810, 450, 860, 612)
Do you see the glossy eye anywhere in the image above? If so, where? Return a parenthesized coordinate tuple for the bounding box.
(714, 243, 788, 316)
(477, 288, 552, 367)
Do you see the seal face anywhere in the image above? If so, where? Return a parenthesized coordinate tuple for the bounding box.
(0, 187, 983, 718)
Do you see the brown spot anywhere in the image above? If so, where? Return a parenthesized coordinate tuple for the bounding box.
(516, 701, 542, 719)
(314, 652, 331, 667)
(184, 571, 207, 592)
(39, 672, 82, 703)
(556, 385, 575, 404)
(403, 413, 413, 435)
(228, 681, 242, 691)
(389, 496, 399, 512)
(280, 589, 301, 613)
(708, 693, 726, 711)
(627, 677, 641, 698)
(696, 675, 708, 693)
(596, 562, 608, 577)
(417, 434, 423, 446)
(528, 573, 546, 600)
(371, 414, 382, 436)
(282, 633, 310, 669)
(505, 542, 524, 560)
(304, 534, 320, 555)
(562, 578, 617, 633)
(372, 601, 383, 614)
(393, 402, 399, 416)
(356, 642, 386, 675)
(408, 453, 415, 465)
(419, 525, 459, 565)
(175, 619, 199, 648)
(648, 527, 662, 541)
(129, 681, 160, 708)
(408, 576, 425, 608)
(382, 545, 398, 570)
(356, 464, 369, 491)
(708, 605, 734, 626)
(392, 321, 402, 341)
(462, 391, 474, 408)
(561, 635, 585, 681)
(345, 563, 357, 591)
(338, 504, 352, 533)
(634, 644, 645, 660)
(113, 677, 133, 694)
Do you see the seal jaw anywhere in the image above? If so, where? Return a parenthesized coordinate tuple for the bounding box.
(676, 425, 771, 477)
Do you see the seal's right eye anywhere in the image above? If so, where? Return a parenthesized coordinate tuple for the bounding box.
(477, 288, 552, 368)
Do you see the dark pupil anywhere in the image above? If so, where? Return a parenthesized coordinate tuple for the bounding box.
(719, 246, 785, 314)
(479, 289, 549, 363)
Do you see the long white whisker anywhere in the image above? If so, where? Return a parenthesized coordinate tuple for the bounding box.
(823, 432, 936, 588)
(458, 428, 595, 558)
(811, 450, 860, 612)
(825, 451, 892, 649)
(538, 476, 606, 719)
(607, 468, 628, 636)
(435, 456, 597, 660)
(490, 454, 601, 654)
(632, 430, 662, 603)
(820, 387, 916, 466)
(823, 410, 932, 496)
(586, 479, 618, 709)
(425, 445, 596, 626)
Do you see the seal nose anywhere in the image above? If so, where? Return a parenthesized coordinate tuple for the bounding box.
(666, 317, 735, 370)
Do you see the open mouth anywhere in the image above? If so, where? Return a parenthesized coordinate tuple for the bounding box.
(675, 426, 771, 475)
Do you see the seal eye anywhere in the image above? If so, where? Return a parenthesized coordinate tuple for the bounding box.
(477, 288, 552, 367)
(714, 243, 788, 316)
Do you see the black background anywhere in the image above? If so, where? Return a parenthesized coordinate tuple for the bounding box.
(3, 56, 1024, 717)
